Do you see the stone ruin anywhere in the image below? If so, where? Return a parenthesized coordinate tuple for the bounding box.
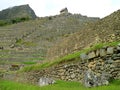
(60, 8, 68, 14)
(2, 43, 120, 87)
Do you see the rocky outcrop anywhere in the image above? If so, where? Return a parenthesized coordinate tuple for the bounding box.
(0, 4, 37, 20)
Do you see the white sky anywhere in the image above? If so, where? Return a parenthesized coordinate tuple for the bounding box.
(0, 0, 120, 18)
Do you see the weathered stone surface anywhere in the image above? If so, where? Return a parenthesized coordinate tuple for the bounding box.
(100, 49, 106, 57)
(88, 61, 96, 70)
(38, 77, 55, 86)
(107, 47, 114, 54)
(83, 70, 109, 87)
(3, 45, 120, 87)
(88, 51, 96, 59)
(96, 49, 100, 57)
(80, 53, 88, 61)
(112, 55, 120, 60)
(71, 73, 76, 78)
(117, 46, 120, 51)
(107, 59, 114, 64)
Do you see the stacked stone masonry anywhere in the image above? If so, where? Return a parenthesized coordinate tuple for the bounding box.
(22, 44, 120, 85)
(2, 44, 120, 87)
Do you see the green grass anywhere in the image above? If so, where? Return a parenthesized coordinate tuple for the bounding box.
(15, 38, 37, 47)
(22, 41, 120, 72)
(23, 61, 37, 65)
(0, 79, 120, 90)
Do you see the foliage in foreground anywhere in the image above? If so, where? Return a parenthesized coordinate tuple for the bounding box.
(0, 79, 120, 90)
(22, 41, 120, 72)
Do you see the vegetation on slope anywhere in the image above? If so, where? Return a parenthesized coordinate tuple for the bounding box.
(47, 9, 120, 60)
(0, 79, 120, 90)
(0, 4, 37, 26)
(0, 12, 99, 64)
(0, 17, 31, 26)
(22, 41, 120, 72)
(0, 4, 37, 20)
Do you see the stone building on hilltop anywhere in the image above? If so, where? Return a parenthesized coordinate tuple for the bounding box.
(60, 8, 68, 14)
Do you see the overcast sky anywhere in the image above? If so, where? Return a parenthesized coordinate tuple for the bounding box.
(0, 0, 120, 18)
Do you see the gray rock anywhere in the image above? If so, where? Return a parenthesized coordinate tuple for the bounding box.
(84, 69, 95, 87)
(117, 46, 120, 51)
(108, 60, 114, 64)
(117, 43, 120, 50)
(80, 53, 88, 61)
(38, 77, 55, 86)
(96, 50, 100, 57)
(112, 54, 120, 60)
(100, 49, 106, 57)
(71, 73, 76, 78)
(88, 51, 96, 59)
(107, 47, 114, 55)
(83, 70, 109, 87)
(102, 80, 109, 85)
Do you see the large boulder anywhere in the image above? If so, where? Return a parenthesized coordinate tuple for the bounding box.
(83, 69, 109, 87)
(38, 77, 56, 86)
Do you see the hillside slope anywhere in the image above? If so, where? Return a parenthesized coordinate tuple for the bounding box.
(0, 4, 37, 20)
(0, 12, 99, 64)
(47, 9, 120, 60)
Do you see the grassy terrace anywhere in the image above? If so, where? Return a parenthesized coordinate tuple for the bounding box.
(22, 41, 120, 72)
(0, 79, 120, 90)
(0, 50, 44, 65)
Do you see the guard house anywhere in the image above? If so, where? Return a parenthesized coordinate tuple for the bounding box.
(60, 8, 68, 14)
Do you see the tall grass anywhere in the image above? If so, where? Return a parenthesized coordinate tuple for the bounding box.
(0, 79, 120, 90)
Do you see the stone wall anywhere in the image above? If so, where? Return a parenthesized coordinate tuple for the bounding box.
(22, 44, 120, 85)
(2, 44, 120, 86)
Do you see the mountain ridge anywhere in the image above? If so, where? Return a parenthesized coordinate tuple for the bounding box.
(0, 4, 37, 20)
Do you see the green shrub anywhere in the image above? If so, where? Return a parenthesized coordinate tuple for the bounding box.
(0, 16, 30, 26)
(0, 20, 8, 26)
(11, 17, 30, 24)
